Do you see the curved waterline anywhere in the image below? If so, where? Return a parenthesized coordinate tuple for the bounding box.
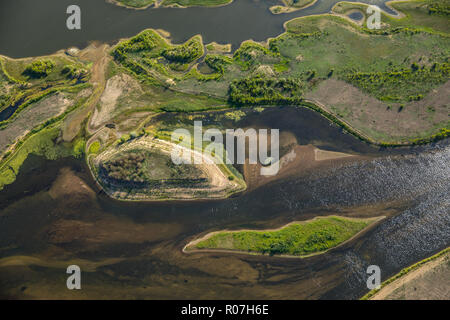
(0, 0, 395, 58)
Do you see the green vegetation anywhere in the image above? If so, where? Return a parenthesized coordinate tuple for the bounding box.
(233, 41, 276, 71)
(113, 0, 155, 8)
(344, 62, 449, 102)
(427, 0, 450, 16)
(204, 54, 233, 75)
(112, 30, 206, 84)
(23, 59, 55, 78)
(229, 77, 303, 105)
(333, 1, 450, 33)
(162, 36, 204, 64)
(61, 65, 88, 81)
(0, 125, 76, 190)
(107, 3, 449, 146)
(88, 141, 101, 154)
(0, 52, 91, 189)
(193, 216, 374, 256)
(72, 138, 86, 158)
(100, 150, 149, 183)
(224, 110, 246, 121)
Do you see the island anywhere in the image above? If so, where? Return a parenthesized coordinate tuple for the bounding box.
(184, 216, 384, 257)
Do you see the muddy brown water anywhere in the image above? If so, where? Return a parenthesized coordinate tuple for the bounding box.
(0, 107, 448, 299)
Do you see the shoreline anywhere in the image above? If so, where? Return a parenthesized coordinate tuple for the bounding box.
(270, 0, 318, 15)
(362, 247, 450, 299)
(87, 137, 246, 202)
(183, 215, 386, 258)
(107, 0, 234, 10)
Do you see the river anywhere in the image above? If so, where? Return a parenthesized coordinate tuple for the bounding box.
(0, 0, 395, 58)
(0, 106, 448, 299)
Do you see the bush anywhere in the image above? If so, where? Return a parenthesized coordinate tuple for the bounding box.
(61, 65, 88, 80)
(204, 54, 232, 74)
(229, 76, 304, 105)
(162, 37, 203, 63)
(23, 60, 55, 78)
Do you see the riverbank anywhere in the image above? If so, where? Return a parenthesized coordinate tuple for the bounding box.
(89, 136, 246, 201)
(362, 247, 450, 300)
(270, 0, 318, 15)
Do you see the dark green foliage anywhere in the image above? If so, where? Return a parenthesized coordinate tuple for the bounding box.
(233, 42, 275, 70)
(195, 217, 370, 256)
(204, 54, 232, 74)
(23, 60, 55, 78)
(115, 30, 160, 55)
(162, 37, 203, 63)
(100, 151, 148, 183)
(343, 62, 449, 102)
(61, 65, 88, 81)
(427, 0, 450, 15)
(229, 76, 304, 105)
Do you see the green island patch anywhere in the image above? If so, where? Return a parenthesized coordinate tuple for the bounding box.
(186, 216, 382, 257)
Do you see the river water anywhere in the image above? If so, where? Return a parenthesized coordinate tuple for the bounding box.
(0, 106, 448, 299)
(0, 0, 394, 58)
(0, 0, 448, 300)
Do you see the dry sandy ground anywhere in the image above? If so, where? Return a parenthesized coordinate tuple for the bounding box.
(62, 43, 111, 141)
(90, 73, 142, 129)
(243, 131, 365, 190)
(371, 250, 450, 300)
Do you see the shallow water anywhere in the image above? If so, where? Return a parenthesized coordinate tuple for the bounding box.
(0, 107, 448, 299)
(0, 0, 395, 58)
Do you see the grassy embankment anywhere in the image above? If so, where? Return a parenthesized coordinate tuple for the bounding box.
(186, 216, 381, 257)
(109, 2, 449, 146)
(361, 247, 450, 300)
(2, 1, 447, 190)
(0, 54, 92, 190)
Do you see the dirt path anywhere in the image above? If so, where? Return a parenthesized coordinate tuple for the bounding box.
(370, 250, 450, 300)
(62, 43, 111, 141)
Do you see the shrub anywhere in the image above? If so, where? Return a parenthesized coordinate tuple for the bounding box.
(162, 37, 203, 64)
(229, 76, 304, 105)
(23, 60, 55, 78)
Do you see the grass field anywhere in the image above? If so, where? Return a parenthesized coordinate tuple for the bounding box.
(1, 0, 448, 192)
(0, 124, 77, 190)
(109, 3, 449, 144)
(189, 216, 378, 257)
